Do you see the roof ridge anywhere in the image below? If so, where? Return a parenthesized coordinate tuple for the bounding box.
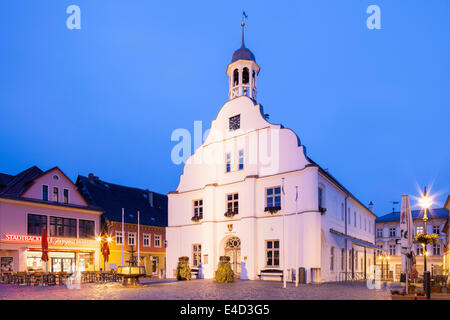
(0, 166, 43, 195)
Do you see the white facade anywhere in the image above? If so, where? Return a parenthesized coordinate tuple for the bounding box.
(166, 35, 377, 283)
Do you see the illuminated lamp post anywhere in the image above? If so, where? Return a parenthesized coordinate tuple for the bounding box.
(418, 187, 432, 299)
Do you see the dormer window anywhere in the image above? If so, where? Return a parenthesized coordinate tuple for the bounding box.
(229, 115, 240, 131)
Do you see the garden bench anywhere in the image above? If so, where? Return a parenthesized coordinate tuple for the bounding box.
(258, 269, 283, 281)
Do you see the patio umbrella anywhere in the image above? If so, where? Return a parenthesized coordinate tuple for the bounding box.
(41, 228, 49, 262)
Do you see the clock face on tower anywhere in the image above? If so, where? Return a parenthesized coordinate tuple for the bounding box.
(229, 115, 240, 131)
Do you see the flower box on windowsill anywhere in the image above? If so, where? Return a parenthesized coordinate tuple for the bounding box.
(191, 214, 203, 222)
(319, 207, 327, 215)
(224, 211, 238, 218)
(264, 206, 281, 214)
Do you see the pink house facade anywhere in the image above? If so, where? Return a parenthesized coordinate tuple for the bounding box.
(0, 166, 102, 273)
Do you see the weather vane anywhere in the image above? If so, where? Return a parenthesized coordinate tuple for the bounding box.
(242, 11, 248, 27)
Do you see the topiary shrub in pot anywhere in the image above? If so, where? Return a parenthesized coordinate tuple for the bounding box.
(177, 256, 192, 281)
(215, 256, 234, 283)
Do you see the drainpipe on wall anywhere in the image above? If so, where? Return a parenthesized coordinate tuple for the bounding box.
(344, 195, 349, 281)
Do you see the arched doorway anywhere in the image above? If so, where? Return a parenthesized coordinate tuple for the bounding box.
(224, 236, 241, 277)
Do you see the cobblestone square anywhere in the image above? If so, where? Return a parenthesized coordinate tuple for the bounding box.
(0, 279, 392, 300)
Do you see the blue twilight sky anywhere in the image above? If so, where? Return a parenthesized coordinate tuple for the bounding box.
(0, 1, 449, 216)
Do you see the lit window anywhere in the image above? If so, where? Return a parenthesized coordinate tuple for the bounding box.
(192, 244, 202, 267)
(416, 226, 424, 235)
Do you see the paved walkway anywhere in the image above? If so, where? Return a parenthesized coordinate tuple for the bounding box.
(0, 279, 391, 300)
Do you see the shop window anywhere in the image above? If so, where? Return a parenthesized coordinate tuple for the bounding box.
(27, 214, 47, 236)
(50, 216, 76, 238)
(265, 240, 280, 267)
(192, 244, 202, 267)
(79, 220, 95, 239)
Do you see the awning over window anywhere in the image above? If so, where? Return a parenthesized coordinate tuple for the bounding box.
(329, 228, 383, 251)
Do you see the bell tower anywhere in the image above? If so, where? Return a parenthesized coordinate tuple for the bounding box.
(226, 14, 260, 101)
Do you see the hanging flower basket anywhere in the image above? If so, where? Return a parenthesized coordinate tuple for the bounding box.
(224, 210, 238, 218)
(191, 214, 203, 222)
(264, 206, 281, 214)
(415, 233, 438, 245)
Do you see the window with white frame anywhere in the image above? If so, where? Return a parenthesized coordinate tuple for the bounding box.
(433, 225, 440, 235)
(389, 228, 396, 237)
(238, 150, 244, 170)
(330, 247, 335, 271)
(266, 240, 280, 267)
(433, 244, 441, 256)
(192, 244, 201, 267)
(154, 235, 161, 247)
(226, 193, 239, 214)
(193, 199, 203, 218)
(128, 232, 136, 246)
(416, 226, 424, 235)
(265, 187, 281, 209)
(143, 234, 150, 247)
(377, 228, 383, 238)
(115, 231, 123, 245)
(389, 244, 396, 256)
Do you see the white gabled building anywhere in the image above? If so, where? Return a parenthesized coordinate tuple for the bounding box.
(166, 25, 379, 283)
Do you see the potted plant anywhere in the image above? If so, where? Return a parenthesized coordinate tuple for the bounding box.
(391, 289, 414, 300)
(176, 256, 192, 281)
(264, 206, 281, 214)
(191, 214, 203, 222)
(224, 210, 238, 218)
(415, 290, 426, 300)
(214, 256, 234, 283)
(408, 284, 416, 295)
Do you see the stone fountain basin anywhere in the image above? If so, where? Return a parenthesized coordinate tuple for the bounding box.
(117, 266, 146, 286)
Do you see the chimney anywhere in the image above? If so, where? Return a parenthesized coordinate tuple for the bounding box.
(88, 173, 95, 183)
(369, 201, 374, 212)
(149, 191, 154, 207)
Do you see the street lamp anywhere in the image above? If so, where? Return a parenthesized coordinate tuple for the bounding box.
(418, 187, 432, 299)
